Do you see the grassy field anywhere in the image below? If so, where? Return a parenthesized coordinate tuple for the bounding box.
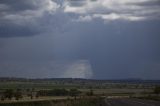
(0, 97, 104, 106)
(0, 78, 159, 105)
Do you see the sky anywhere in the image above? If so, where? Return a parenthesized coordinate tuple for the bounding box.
(0, 0, 160, 79)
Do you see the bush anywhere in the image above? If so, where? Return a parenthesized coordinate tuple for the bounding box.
(37, 88, 69, 96)
(14, 89, 23, 100)
(154, 86, 160, 95)
(1, 95, 5, 101)
(50, 88, 69, 96)
(4, 89, 14, 100)
(86, 89, 94, 96)
(69, 88, 81, 100)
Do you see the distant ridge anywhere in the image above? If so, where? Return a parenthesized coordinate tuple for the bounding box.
(0, 77, 160, 85)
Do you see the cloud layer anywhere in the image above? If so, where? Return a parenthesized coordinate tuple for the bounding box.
(64, 0, 160, 21)
(0, 0, 59, 24)
(1, 0, 160, 22)
(0, 0, 160, 37)
(0, 0, 60, 37)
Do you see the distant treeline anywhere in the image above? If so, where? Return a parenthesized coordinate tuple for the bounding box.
(0, 77, 160, 85)
(37, 88, 81, 97)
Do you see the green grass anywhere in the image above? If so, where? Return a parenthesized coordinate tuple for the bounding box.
(0, 82, 82, 90)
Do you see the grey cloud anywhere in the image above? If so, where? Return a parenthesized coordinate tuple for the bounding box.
(0, 0, 59, 24)
(64, 0, 160, 21)
(0, 0, 39, 12)
(0, 0, 60, 37)
(1, 0, 159, 38)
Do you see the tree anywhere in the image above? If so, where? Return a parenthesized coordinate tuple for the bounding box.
(14, 89, 23, 100)
(28, 88, 35, 99)
(31, 88, 35, 99)
(69, 88, 81, 100)
(51, 88, 69, 96)
(86, 89, 94, 96)
(1, 95, 5, 101)
(154, 86, 160, 95)
(4, 89, 14, 100)
(35, 92, 39, 99)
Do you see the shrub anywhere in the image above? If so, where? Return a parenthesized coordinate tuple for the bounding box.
(154, 86, 160, 95)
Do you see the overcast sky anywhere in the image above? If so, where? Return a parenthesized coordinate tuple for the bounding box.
(0, 0, 160, 79)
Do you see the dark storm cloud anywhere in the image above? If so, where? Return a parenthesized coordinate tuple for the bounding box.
(0, 0, 39, 11)
(0, 0, 60, 37)
(0, 0, 160, 37)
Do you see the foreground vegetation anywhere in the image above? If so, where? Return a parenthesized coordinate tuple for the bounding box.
(0, 97, 105, 106)
(0, 78, 159, 105)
